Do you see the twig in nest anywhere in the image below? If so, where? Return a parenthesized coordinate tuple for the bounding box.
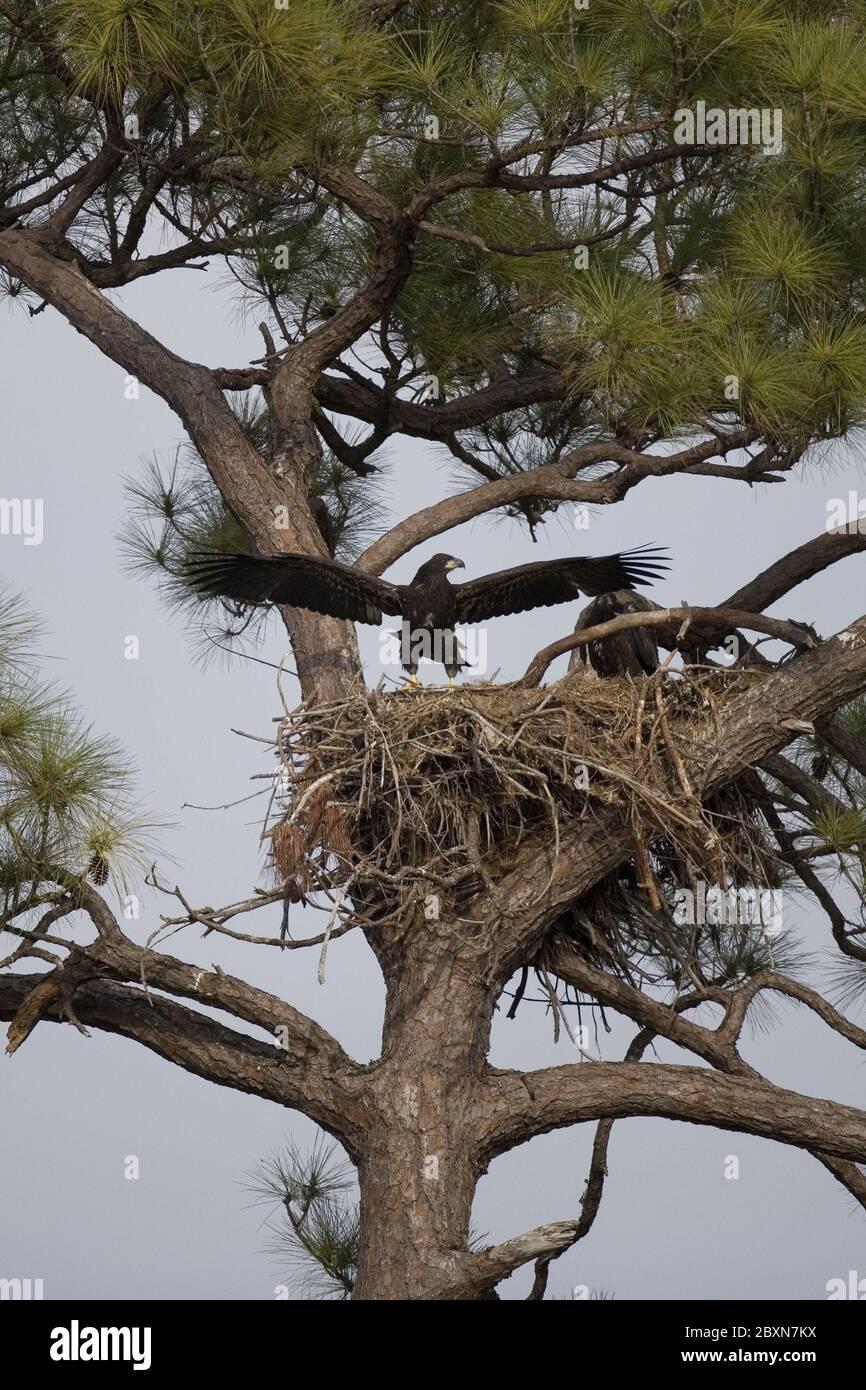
(318, 875, 355, 984)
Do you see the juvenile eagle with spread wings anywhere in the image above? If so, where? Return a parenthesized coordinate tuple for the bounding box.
(187, 545, 668, 683)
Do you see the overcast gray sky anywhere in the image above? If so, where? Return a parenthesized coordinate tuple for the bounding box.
(2, 263, 865, 1301)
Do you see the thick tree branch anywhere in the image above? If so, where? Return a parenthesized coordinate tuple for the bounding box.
(545, 945, 866, 1211)
(457, 1221, 582, 1297)
(1, 885, 369, 1149)
(545, 946, 735, 1071)
(357, 433, 754, 574)
(723, 528, 866, 612)
(80, 935, 357, 1076)
(313, 368, 569, 441)
(273, 171, 414, 391)
(0, 972, 369, 1155)
(760, 753, 850, 817)
(0, 226, 360, 700)
(521, 606, 817, 686)
(816, 720, 866, 779)
(478, 1061, 866, 1166)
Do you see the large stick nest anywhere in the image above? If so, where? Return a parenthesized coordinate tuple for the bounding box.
(268, 668, 781, 934)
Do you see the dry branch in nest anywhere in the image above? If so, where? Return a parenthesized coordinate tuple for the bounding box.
(266, 668, 783, 945)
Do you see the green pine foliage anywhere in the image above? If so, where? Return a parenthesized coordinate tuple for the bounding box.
(245, 1135, 359, 1299)
(0, 587, 161, 909)
(787, 704, 866, 863)
(1, 1, 863, 485)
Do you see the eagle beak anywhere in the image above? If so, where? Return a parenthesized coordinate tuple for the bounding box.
(446, 558, 465, 571)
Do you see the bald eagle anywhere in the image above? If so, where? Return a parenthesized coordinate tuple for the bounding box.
(187, 546, 668, 683)
(573, 589, 661, 677)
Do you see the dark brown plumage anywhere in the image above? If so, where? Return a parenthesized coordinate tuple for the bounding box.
(187, 551, 401, 623)
(574, 589, 661, 677)
(186, 545, 669, 682)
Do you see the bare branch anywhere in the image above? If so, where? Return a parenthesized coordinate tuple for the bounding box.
(723, 527, 866, 612)
(314, 369, 568, 442)
(816, 720, 866, 779)
(521, 606, 817, 687)
(0, 971, 368, 1154)
(479, 1061, 866, 1165)
(358, 433, 755, 574)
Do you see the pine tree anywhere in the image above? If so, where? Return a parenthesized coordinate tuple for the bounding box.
(3, 0, 866, 1299)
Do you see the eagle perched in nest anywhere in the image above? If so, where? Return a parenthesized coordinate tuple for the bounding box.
(574, 589, 663, 677)
(188, 545, 668, 683)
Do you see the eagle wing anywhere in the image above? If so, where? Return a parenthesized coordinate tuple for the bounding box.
(452, 546, 668, 624)
(186, 552, 404, 625)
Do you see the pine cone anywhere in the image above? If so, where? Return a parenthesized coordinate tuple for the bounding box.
(811, 751, 831, 781)
(87, 852, 110, 886)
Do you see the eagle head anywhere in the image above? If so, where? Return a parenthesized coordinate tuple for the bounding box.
(415, 553, 465, 581)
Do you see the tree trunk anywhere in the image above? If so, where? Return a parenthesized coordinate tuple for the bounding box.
(353, 920, 498, 1299)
